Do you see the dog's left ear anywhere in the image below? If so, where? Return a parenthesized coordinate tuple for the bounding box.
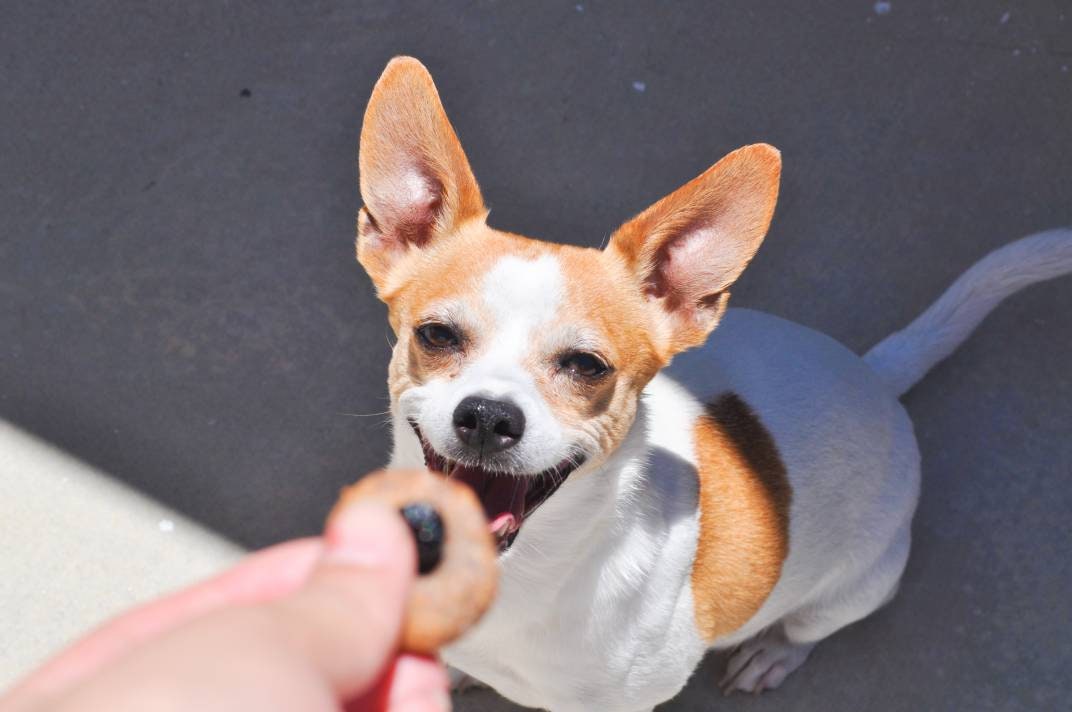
(607, 144, 780, 355)
(357, 57, 486, 295)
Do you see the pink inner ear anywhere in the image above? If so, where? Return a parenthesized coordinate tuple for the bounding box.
(646, 222, 740, 308)
(371, 165, 444, 248)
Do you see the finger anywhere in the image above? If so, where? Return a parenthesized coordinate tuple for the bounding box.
(344, 655, 450, 712)
(272, 500, 417, 699)
(2, 538, 322, 708)
(384, 655, 451, 712)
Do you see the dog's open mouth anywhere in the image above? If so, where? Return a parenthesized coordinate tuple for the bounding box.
(410, 423, 583, 552)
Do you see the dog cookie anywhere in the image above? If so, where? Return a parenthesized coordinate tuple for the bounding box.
(330, 468, 498, 655)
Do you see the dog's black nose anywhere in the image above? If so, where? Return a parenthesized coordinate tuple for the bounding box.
(452, 396, 526, 454)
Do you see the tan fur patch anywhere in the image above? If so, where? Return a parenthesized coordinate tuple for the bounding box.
(691, 392, 791, 642)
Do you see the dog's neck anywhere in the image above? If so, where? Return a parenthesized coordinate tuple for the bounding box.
(498, 406, 648, 580)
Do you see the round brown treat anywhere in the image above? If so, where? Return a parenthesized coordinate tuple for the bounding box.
(329, 468, 498, 655)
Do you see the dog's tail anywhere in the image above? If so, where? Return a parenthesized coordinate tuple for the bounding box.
(864, 227, 1072, 397)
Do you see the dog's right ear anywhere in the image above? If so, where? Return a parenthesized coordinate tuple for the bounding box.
(357, 57, 486, 295)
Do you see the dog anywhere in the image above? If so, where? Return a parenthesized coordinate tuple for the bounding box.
(353, 57, 1072, 711)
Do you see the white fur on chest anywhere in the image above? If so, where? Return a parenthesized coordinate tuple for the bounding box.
(440, 379, 710, 712)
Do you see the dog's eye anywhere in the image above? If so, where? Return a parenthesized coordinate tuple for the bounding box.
(416, 323, 461, 350)
(559, 351, 610, 379)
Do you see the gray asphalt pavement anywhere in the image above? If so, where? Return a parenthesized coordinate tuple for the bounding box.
(2, 2, 1070, 710)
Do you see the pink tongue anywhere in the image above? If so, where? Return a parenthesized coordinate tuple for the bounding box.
(452, 463, 528, 527)
(489, 513, 517, 537)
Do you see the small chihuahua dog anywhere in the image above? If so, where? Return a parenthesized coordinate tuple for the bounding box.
(354, 57, 1072, 711)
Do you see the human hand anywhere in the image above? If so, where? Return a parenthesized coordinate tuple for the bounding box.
(0, 502, 449, 712)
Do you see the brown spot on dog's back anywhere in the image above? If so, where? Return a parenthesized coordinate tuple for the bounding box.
(691, 393, 791, 641)
(705, 394, 791, 526)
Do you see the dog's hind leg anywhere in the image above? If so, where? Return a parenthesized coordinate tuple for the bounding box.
(719, 625, 816, 695)
(721, 524, 910, 695)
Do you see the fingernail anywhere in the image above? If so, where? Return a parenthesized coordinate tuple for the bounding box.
(323, 501, 400, 568)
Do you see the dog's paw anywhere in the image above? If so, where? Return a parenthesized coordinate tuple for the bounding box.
(448, 666, 490, 694)
(719, 627, 815, 695)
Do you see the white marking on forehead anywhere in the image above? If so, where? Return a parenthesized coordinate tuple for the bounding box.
(459, 255, 564, 391)
(481, 255, 564, 328)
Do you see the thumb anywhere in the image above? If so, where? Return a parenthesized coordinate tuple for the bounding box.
(273, 500, 417, 699)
